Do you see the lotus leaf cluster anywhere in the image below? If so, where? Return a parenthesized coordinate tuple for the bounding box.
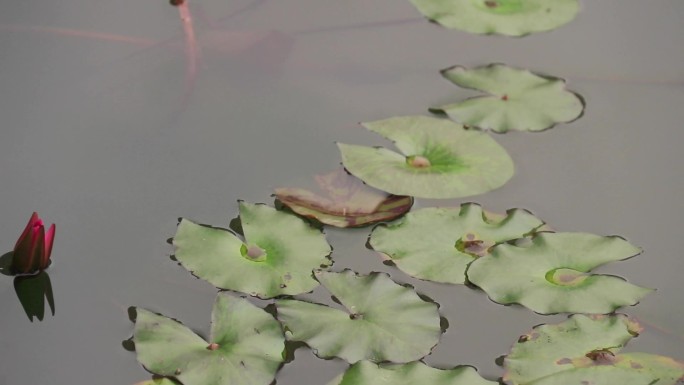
(172, 202, 332, 298)
(369, 203, 544, 284)
(467, 232, 653, 314)
(132, 293, 285, 385)
(503, 314, 684, 385)
(327, 361, 497, 385)
(276, 270, 443, 363)
(338, 116, 514, 199)
(409, 0, 580, 36)
(118, 2, 684, 383)
(431, 64, 585, 133)
(275, 168, 413, 228)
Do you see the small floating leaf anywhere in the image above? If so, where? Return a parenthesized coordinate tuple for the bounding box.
(503, 314, 684, 385)
(467, 232, 653, 314)
(173, 202, 332, 298)
(338, 116, 514, 199)
(327, 361, 497, 385)
(432, 64, 584, 133)
(276, 270, 442, 363)
(132, 293, 285, 385)
(275, 168, 413, 228)
(410, 0, 579, 36)
(369, 203, 544, 284)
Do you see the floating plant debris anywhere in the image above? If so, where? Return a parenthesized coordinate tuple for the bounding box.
(327, 361, 497, 385)
(275, 168, 413, 228)
(337, 116, 514, 199)
(431, 64, 584, 133)
(409, 0, 580, 36)
(466, 232, 653, 314)
(503, 314, 684, 385)
(276, 270, 442, 363)
(172, 202, 332, 298)
(132, 293, 285, 385)
(369, 203, 544, 284)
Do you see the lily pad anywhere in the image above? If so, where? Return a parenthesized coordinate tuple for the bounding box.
(276, 270, 442, 363)
(431, 64, 584, 133)
(466, 232, 653, 314)
(275, 168, 413, 228)
(503, 314, 684, 385)
(133, 379, 180, 385)
(369, 203, 544, 284)
(410, 0, 579, 36)
(173, 202, 332, 298)
(327, 361, 497, 385)
(337, 116, 514, 199)
(132, 293, 285, 385)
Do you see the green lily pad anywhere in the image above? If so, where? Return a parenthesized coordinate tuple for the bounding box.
(369, 203, 544, 284)
(337, 116, 514, 199)
(466, 232, 653, 314)
(133, 379, 180, 385)
(327, 361, 497, 385)
(172, 202, 332, 298)
(503, 314, 684, 385)
(132, 293, 285, 385)
(431, 64, 585, 133)
(276, 270, 443, 363)
(409, 0, 579, 36)
(275, 168, 413, 228)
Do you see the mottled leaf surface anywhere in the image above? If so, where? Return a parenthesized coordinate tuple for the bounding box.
(410, 0, 579, 36)
(432, 64, 584, 133)
(467, 232, 653, 314)
(370, 203, 544, 284)
(275, 168, 412, 228)
(338, 116, 514, 199)
(327, 361, 497, 385)
(504, 314, 684, 385)
(173, 202, 332, 298)
(133, 293, 285, 385)
(276, 270, 442, 363)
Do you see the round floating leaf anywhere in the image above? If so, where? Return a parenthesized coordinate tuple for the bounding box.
(276, 270, 442, 363)
(133, 293, 285, 385)
(369, 203, 544, 284)
(503, 314, 684, 385)
(173, 202, 332, 298)
(275, 168, 413, 228)
(431, 64, 584, 133)
(409, 0, 579, 36)
(327, 361, 497, 385)
(338, 116, 514, 199)
(134, 379, 180, 385)
(467, 232, 653, 314)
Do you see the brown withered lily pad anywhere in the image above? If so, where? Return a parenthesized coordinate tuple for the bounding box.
(275, 168, 413, 228)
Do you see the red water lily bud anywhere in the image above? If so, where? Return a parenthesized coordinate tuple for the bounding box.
(11, 212, 55, 274)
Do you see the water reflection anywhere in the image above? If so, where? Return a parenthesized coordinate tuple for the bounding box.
(1, 252, 56, 322)
(13, 271, 55, 322)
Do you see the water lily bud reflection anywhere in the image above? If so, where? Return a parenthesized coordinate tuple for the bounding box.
(11, 212, 56, 274)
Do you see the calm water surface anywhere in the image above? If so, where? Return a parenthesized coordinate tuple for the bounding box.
(1, 1, 683, 384)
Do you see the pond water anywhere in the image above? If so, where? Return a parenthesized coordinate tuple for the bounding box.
(1, 0, 683, 383)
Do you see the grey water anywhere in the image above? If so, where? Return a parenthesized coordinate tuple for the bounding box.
(0, 0, 683, 384)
